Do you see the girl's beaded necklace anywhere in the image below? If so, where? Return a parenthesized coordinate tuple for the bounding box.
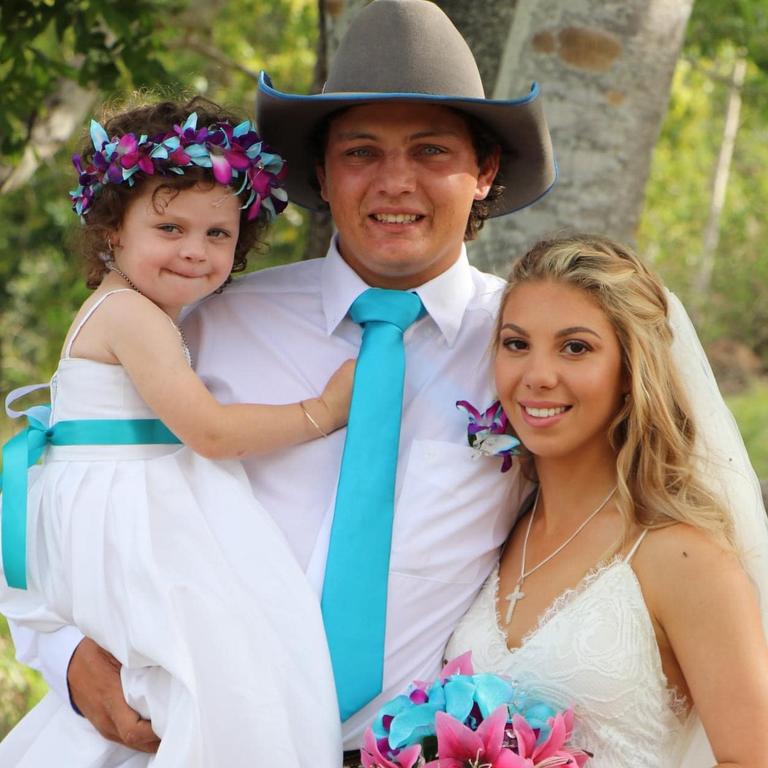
(104, 261, 190, 354)
(105, 261, 140, 293)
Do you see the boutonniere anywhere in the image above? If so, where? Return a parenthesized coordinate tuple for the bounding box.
(456, 400, 520, 473)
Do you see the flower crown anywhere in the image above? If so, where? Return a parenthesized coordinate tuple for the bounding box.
(69, 112, 288, 222)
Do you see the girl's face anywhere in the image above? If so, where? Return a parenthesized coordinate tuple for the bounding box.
(110, 180, 241, 317)
(494, 280, 626, 465)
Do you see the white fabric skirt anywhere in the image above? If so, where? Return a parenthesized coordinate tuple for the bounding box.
(0, 446, 341, 767)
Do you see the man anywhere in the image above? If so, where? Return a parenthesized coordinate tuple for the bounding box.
(9, 0, 556, 759)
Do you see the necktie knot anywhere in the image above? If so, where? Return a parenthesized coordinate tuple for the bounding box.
(350, 288, 423, 332)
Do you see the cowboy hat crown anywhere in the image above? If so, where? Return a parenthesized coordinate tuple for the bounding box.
(257, 0, 556, 216)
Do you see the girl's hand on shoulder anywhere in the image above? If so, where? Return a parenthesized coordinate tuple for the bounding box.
(319, 359, 356, 432)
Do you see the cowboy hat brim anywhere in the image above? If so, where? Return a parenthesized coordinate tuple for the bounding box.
(256, 72, 557, 218)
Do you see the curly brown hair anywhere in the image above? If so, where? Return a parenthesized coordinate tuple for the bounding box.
(74, 96, 271, 289)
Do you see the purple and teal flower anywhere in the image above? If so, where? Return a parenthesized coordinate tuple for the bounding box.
(456, 400, 520, 472)
(69, 113, 287, 223)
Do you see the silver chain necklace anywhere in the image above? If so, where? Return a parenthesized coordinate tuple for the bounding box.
(105, 261, 141, 294)
(104, 261, 189, 354)
(503, 485, 617, 625)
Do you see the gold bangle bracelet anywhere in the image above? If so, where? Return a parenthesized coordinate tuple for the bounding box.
(300, 400, 328, 438)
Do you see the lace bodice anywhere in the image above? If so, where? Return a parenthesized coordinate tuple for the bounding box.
(446, 547, 687, 768)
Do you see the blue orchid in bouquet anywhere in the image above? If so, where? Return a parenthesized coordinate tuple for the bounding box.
(360, 652, 591, 768)
(456, 400, 520, 473)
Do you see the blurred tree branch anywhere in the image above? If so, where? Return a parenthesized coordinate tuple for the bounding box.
(0, 0, 173, 189)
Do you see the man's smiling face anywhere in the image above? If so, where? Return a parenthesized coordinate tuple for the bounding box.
(317, 102, 499, 289)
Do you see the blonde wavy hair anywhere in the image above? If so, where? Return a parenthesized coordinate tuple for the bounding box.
(496, 234, 735, 550)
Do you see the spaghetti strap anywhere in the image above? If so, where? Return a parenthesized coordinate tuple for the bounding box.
(62, 289, 137, 359)
(625, 529, 649, 563)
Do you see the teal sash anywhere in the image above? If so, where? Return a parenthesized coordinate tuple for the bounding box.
(1, 396, 181, 590)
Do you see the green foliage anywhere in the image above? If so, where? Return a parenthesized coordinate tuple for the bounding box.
(0, 154, 87, 389)
(726, 382, 768, 478)
(146, 0, 319, 267)
(687, 0, 768, 73)
(637, 0, 768, 497)
(638, 36, 768, 367)
(0, 615, 47, 739)
(0, 0, 176, 161)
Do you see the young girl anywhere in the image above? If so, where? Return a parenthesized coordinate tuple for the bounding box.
(0, 98, 349, 767)
(446, 235, 768, 767)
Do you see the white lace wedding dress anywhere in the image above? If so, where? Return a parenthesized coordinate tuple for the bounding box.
(445, 532, 688, 768)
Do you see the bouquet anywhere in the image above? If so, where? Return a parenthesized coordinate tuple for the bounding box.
(360, 652, 591, 768)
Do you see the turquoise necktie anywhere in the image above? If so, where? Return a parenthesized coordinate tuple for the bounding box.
(1, 408, 181, 590)
(322, 287, 423, 721)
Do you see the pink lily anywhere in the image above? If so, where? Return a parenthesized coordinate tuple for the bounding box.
(510, 712, 590, 768)
(440, 650, 474, 681)
(410, 651, 474, 692)
(424, 706, 518, 768)
(360, 726, 422, 768)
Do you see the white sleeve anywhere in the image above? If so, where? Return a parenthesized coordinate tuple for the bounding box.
(8, 621, 84, 708)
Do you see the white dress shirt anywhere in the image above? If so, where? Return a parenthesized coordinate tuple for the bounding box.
(12, 240, 524, 749)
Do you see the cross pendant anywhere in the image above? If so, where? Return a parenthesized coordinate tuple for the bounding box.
(504, 582, 525, 625)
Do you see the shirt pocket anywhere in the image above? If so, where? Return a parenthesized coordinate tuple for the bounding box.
(389, 438, 523, 584)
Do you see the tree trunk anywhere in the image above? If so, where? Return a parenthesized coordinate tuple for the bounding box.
(302, 0, 363, 260)
(442, 0, 695, 274)
(690, 55, 747, 323)
(0, 79, 97, 194)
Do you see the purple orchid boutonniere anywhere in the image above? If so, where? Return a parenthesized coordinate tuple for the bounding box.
(456, 400, 520, 473)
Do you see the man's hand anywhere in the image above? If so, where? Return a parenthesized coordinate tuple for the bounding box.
(67, 637, 160, 753)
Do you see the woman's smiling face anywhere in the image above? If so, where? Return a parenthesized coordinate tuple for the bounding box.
(494, 280, 626, 464)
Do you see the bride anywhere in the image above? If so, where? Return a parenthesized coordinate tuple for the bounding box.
(446, 235, 768, 767)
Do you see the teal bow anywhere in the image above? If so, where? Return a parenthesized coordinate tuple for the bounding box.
(1, 408, 181, 590)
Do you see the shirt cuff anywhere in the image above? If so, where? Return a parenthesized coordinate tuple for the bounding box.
(35, 625, 85, 710)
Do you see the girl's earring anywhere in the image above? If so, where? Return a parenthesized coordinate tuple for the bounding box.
(100, 239, 115, 265)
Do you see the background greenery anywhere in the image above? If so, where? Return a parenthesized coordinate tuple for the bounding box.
(0, 0, 766, 737)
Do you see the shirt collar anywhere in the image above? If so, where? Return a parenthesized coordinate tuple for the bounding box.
(321, 238, 474, 347)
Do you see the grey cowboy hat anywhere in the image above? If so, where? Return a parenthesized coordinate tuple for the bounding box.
(256, 0, 556, 217)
